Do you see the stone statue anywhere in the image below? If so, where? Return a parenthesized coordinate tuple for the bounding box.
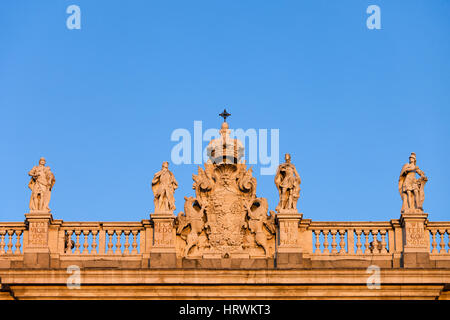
(176, 197, 206, 257)
(28, 157, 55, 212)
(152, 161, 178, 212)
(275, 153, 301, 212)
(398, 152, 428, 213)
(244, 198, 275, 257)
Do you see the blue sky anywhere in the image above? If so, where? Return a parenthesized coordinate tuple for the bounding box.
(0, 0, 449, 222)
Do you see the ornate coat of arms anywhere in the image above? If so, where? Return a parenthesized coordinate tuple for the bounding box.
(176, 120, 275, 258)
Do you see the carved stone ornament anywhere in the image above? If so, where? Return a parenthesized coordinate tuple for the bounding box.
(176, 120, 275, 258)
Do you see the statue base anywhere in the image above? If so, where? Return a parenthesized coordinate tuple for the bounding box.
(400, 212, 431, 268)
(276, 209, 301, 215)
(276, 210, 304, 268)
(23, 211, 54, 268)
(401, 208, 424, 215)
(149, 210, 177, 268)
(25, 210, 53, 219)
(151, 210, 175, 218)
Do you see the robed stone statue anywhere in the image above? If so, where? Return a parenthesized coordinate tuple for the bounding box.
(28, 157, 55, 212)
(152, 161, 178, 212)
(275, 153, 301, 212)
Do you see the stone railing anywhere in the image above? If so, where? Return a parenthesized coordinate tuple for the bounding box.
(308, 221, 397, 255)
(0, 211, 449, 269)
(428, 222, 450, 255)
(0, 222, 26, 255)
(60, 221, 146, 255)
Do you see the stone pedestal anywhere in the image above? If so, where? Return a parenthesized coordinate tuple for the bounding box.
(400, 212, 431, 268)
(150, 211, 177, 268)
(23, 211, 53, 268)
(276, 210, 304, 268)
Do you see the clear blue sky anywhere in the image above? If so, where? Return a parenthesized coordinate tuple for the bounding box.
(0, 0, 449, 222)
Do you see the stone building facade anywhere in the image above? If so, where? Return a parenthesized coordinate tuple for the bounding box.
(0, 115, 449, 300)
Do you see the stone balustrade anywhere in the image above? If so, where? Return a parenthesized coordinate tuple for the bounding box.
(0, 223, 26, 256)
(309, 221, 395, 255)
(0, 213, 448, 269)
(428, 222, 450, 254)
(60, 222, 145, 255)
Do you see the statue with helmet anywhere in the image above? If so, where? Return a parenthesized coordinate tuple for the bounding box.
(398, 152, 428, 213)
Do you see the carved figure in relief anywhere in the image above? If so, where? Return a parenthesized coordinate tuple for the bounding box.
(192, 166, 213, 207)
(28, 157, 55, 212)
(238, 166, 257, 199)
(152, 161, 178, 212)
(398, 152, 428, 213)
(275, 153, 301, 212)
(244, 198, 275, 257)
(176, 197, 206, 257)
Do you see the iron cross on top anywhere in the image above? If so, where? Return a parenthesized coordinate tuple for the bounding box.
(219, 109, 231, 122)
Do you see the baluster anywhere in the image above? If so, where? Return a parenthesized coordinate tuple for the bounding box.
(6, 230, 14, 254)
(98, 230, 106, 254)
(314, 230, 321, 254)
(447, 229, 450, 253)
(0, 230, 6, 254)
(323, 230, 330, 254)
(91, 230, 98, 254)
(371, 230, 379, 254)
(430, 229, 438, 254)
(355, 230, 363, 254)
(15, 230, 22, 254)
(330, 230, 338, 253)
(66, 230, 74, 254)
(439, 229, 446, 254)
(107, 230, 114, 255)
(115, 230, 122, 255)
(124, 231, 131, 255)
(131, 231, 139, 254)
(74, 230, 81, 254)
(379, 230, 388, 254)
(363, 230, 370, 254)
(83, 230, 90, 254)
(338, 230, 346, 254)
